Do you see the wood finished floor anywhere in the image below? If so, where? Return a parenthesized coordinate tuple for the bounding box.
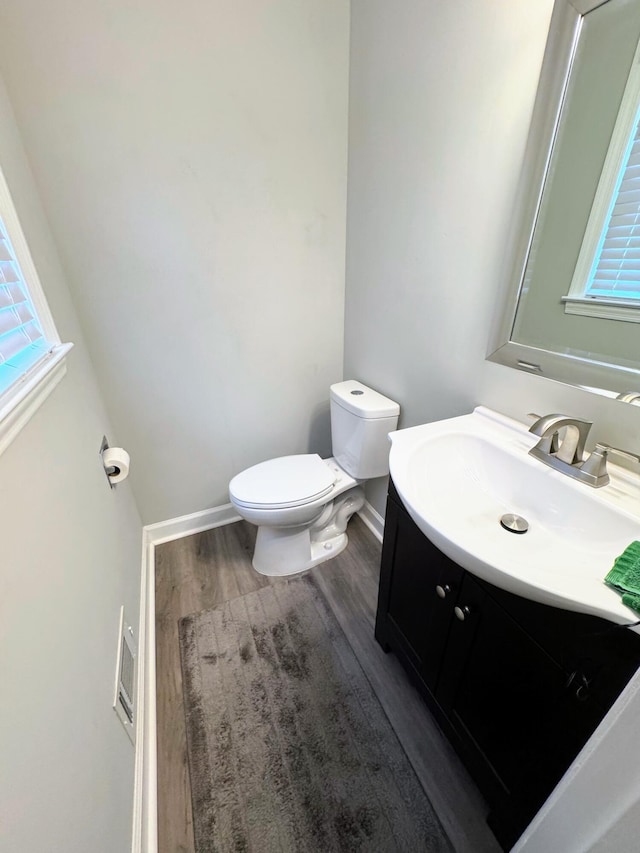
(155, 516, 501, 853)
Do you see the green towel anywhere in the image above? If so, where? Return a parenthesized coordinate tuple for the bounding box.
(605, 541, 640, 614)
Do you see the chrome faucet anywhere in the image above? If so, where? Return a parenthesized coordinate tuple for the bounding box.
(528, 413, 592, 465)
(527, 413, 640, 487)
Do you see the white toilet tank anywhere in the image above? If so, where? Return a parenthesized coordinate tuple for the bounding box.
(330, 380, 400, 479)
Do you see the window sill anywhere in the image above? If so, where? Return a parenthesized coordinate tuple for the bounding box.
(0, 342, 73, 458)
(562, 296, 640, 323)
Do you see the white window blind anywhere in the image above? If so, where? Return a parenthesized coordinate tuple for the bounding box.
(0, 219, 53, 398)
(0, 162, 72, 456)
(586, 118, 640, 301)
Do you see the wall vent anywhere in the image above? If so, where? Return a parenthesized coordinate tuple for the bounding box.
(114, 606, 137, 744)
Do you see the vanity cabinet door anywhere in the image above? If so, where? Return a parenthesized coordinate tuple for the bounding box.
(375, 492, 463, 694)
(436, 573, 589, 849)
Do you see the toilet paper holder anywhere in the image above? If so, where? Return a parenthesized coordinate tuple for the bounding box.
(100, 436, 117, 488)
(100, 435, 121, 489)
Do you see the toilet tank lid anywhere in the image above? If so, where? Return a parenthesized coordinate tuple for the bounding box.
(330, 380, 400, 419)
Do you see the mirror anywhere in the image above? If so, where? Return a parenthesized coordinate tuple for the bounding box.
(489, 0, 640, 399)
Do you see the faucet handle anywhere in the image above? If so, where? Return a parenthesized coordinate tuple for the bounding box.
(594, 443, 640, 465)
(580, 443, 640, 487)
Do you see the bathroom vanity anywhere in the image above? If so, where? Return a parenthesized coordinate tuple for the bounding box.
(375, 479, 640, 850)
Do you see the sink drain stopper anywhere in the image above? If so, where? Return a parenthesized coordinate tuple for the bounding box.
(500, 513, 529, 534)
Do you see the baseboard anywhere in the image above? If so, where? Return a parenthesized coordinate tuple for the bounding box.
(144, 503, 242, 546)
(358, 500, 385, 543)
(132, 502, 242, 853)
(131, 535, 158, 853)
(146, 501, 381, 549)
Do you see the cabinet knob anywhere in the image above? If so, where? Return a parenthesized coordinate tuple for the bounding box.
(567, 671, 591, 702)
(454, 605, 471, 622)
(436, 584, 451, 599)
(575, 684, 590, 702)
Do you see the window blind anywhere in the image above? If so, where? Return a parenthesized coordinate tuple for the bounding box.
(0, 220, 51, 397)
(586, 118, 640, 300)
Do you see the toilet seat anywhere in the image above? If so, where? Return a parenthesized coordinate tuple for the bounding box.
(229, 454, 336, 510)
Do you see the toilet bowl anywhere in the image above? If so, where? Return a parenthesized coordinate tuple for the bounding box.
(229, 380, 400, 576)
(230, 455, 364, 575)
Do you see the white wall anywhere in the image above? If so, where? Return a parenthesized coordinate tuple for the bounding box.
(346, 0, 640, 514)
(346, 1, 640, 849)
(0, 77, 143, 853)
(0, 0, 350, 524)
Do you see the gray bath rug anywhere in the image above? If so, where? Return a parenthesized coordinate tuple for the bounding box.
(178, 574, 453, 852)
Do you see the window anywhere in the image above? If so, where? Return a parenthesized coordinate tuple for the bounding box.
(0, 164, 72, 453)
(0, 223, 55, 392)
(564, 37, 640, 321)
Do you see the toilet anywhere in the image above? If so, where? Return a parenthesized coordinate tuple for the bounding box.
(229, 380, 400, 576)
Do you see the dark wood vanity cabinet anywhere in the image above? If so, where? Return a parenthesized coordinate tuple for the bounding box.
(375, 480, 640, 850)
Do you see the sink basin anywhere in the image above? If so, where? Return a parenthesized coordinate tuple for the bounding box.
(389, 406, 640, 624)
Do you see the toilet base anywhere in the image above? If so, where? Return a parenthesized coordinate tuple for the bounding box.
(251, 487, 365, 576)
(253, 528, 349, 576)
